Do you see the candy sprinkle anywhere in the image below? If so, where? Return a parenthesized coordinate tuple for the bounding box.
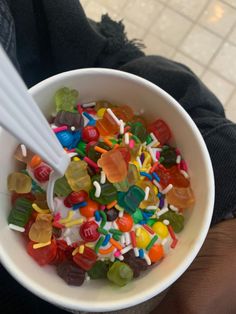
(107, 200, 117, 210)
(33, 241, 51, 249)
(95, 236, 105, 253)
(84, 157, 99, 170)
(119, 120, 125, 135)
(79, 245, 85, 254)
(93, 181, 101, 198)
(8, 224, 25, 232)
(100, 171, 106, 184)
(161, 184, 173, 195)
(20, 144, 27, 157)
(144, 253, 152, 265)
(156, 207, 169, 217)
(107, 108, 121, 126)
(124, 132, 129, 145)
(144, 186, 150, 201)
(94, 146, 108, 154)
(146, 235, 158, 251)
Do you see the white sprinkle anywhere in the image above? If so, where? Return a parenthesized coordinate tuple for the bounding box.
(134, 247, 139, 257)
(107, 108, 121, 125)
(170, 205, 179, 212)
(180, 170, 189, 179)
(161, 238, 168, 246)
(156, 207, 169, 217)
(144, 186, 150, 201)
(100, 171, 106, 184)
(150, 132, 158, 142)
(121, 244, 132, 255)
(153, 147, 162, 152)
(70, 126, 76, 131)
(153, 179, 162, 191)
(93, 181, 101, 198)
(110, 255, 115, 262)
(136, 156, 142, 168)
(118, 210, 124, 218)
(144, 253, 151, 265)
(113, 221, 119, 229)
(162, 184, 173, 194)
(147, 146, 157, 162)
(8, 224, 25, 232)
(81, 102, 96, 108)
(120, 235, 125, 245)
(85, 274, 91, 282)
(118, 255, 124, 261)
(176, 155, 181, 164)
(101, 258, 105, 262)
(146, 205, 158, 210)
(124, 132, 129, 145)
(163, 219, 170, 225)
(68, 152, 78, 158)
(119, 119, 124, 134)
(65, 236, 73, 246)
(20, 144, 27, 157)
(125, 232, 131, 245)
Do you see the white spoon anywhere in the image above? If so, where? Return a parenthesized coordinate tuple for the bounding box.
(0, 45, 70, 211)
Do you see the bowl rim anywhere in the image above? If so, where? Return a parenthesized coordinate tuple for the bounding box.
(0, 68, 215, 312)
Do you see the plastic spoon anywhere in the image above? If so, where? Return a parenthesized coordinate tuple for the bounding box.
(0, 45, 70, 210)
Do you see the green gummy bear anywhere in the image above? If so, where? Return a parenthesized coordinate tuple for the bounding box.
(159, 210, 184, 233)
(107, 261, 133, 287)
(8, 198, 33, 227)
(129, 122, 148, 143)
(118, 185, 145, 215)
(132, 208, 143, 224)
(88, 261, 109, 279)
(160, 147, 177, 168)
(54, 176, 72, 197)
(90, 180, 117, 205)
(77, 141, 87, 154)
(55, 87, 78, 112)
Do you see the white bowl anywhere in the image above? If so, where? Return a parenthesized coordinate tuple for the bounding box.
(0, 68, 214, 312)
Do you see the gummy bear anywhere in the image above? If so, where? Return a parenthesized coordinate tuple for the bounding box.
(148, 119, 171, 145)
(54, 110, 84, 131)
(138, 181, 158, 209)
(90, 177, 117, 204)
(34, 192, 48, 209)
(14, 144, 34, 164)
(118, 186, 145, 215)
(54, 176, 72, 197)
(87, 142, 110, 162)
(124, 250, 148, 278)
(158, 210, 184, 233)
(55, 87, 78, 112)
(88, 261, 109, 279)
(107, 261, 133, 287)
(73, 247, 97, 271)
(29, 214, 52, 243)
(27, 239, 57, 266)
(97, 149, 127, 183)
(65, 160, 91, 192)
(8, 198, 33, 227)
(11, 191, 35, 206)
(96, 110, 119, 136)
(8, 172, 32, 194)
(160, 147, 177, 168)
(169, 166, 190, 188)
(166, 186, 195, 209)
(129, 122, 148, 143)
(127, 164, 140, 186)
(57, 260, 85, 286)
(111, 105, 134, 122)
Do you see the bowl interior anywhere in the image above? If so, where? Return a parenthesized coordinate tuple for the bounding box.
(0, 69, 214, 312)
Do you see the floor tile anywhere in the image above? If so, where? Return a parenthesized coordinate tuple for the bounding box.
(228, 24, 236, 44)
(199, 0, 236, 37)
(123, 0, 164, 29)
(180, 24, 222, 65)
(221, 0, 236, 9)
(143, 33, 175, 57)
(173, 52, 205, 76)
(123, 19, 147, 40)
(97, 0, 127, 12)
(225, 91, 236, 122)
(210, 41, 236, 84)
(84, 0, 121, 21)
(168, 0, 208, 21)
(151, 7, 192, 47)
(202, 70, 235, 105)
(80, 0, 90, 8)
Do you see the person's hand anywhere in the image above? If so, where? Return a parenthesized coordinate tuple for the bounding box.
(151, 218, 236, 314)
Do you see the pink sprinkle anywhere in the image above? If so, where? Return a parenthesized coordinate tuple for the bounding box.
(114, 250, 121, 258)
(77, 103, 83, 114)
(143, 224, 155, 235)
(54, 213, 61, 221)
(84, 156, 99, 170)
(100, 205, 106, 211)
(171, 238, 178, 249)
(53, 126, 68, 133)
(156, 151, 160, 159)
(86, 108, 97, 115)
(129, 139, 135, 149)
(180, 159, 188, 171)
(66, 148, 76, 153)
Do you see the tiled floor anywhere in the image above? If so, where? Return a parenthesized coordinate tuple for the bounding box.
(80, 0, 236, 122)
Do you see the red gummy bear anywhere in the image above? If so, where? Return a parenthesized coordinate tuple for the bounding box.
(27, 239, 57, 266)
(64, 191, 88, 207)
(148, 119, 171, 145)
(73, 247, 97, 270)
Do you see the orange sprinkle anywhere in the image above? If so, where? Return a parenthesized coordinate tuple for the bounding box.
(29, 155, 42, 168)
(99, 245, 115, 255)
(150, 161, 159, 173)
(110, 238, 123, 251)
(114, 144, 120, 149)
(106, 200, 117, 209)
(94, 146, 108, 154)
(103, 138, 113, 148)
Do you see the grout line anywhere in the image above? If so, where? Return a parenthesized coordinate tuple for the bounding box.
(224, 87, 236, 109)
(221, 0, 236, 10)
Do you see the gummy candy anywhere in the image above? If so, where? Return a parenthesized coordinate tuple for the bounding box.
(129, 122, 148, 143)
(8, 172, 32, 194)
(118, 185, 145, 214)
(166, 186, 195, 209)
(111, 105, 134, 122)
(160, 147, 177, 168)
(54, 110, 84, 131)
(14, 144, 34, 164)
(88, 261, 109, 279)
(96, 110, 119, 136)
(8, 198, 33, 227)
(158, 211, 184, 233)
(55, 87, 78, 112)
(90, 177, 117, 205)
(148, 119, 171, 145)
(54, 176, 72, 197)
(29, 214, 52, 243)
(73, 246, 97, 271)
(97, 149, 127, 183)
(107, 261, 133, 287)
(27, 239, 57, 266)
(124, 250, 147, 278)
(65, 160, 91, 192)
(57, 261, 85, 286)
